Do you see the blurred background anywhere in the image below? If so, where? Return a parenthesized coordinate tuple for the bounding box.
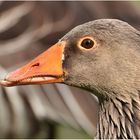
(0, 1, 140, 138)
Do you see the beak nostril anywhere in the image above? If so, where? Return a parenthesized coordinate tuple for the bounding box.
(31, 63, 40, 68)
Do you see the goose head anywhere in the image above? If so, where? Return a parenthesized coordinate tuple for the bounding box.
(1, 19, 140, 101)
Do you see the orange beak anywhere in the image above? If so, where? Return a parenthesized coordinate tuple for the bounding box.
(0, 41, 66, 86)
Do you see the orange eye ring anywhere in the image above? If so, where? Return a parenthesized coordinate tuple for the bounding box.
(78, 36, 96, 50)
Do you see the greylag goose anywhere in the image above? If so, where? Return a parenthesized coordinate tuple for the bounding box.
(1, 19, 140, 139)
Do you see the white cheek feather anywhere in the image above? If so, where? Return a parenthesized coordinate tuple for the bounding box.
(62, 53, 65, 62)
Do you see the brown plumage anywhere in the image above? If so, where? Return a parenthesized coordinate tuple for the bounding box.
(61, 19, 140, 138)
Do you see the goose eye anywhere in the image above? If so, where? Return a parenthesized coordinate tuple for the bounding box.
(80, 38, 95, 49)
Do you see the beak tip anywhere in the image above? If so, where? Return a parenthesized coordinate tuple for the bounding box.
(3, 71, 20, 83)
(0, 80, 9, 86)
(0, 75, 15, 86)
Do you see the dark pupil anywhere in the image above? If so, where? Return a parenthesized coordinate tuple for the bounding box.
(81, 39, 94, 49)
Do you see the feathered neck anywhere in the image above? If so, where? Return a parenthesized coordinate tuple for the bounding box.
(96, 91, 140, 139)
